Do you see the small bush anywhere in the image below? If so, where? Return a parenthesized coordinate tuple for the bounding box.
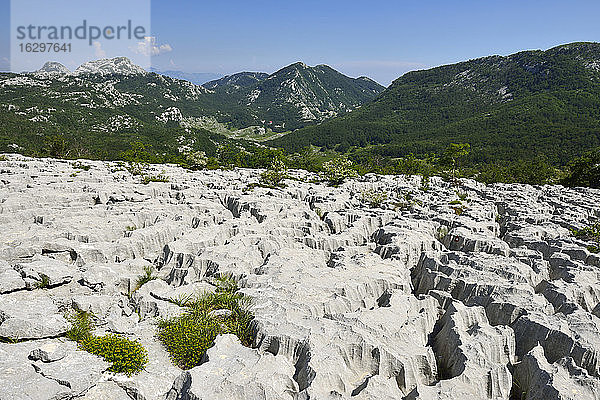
(321, 157, 358, 186)
(66, 311, 95, 342)
(66, 311, 148, 376)
(182, 150, 208, 170)
(571, 222, 600, 253)
(259, 158, 288, 188)
(167, 293, 195, 307)
(157, 275, 254, 370)
(141, 173, 169, 184)
(420, 174, 431, 192)
(393, 193, 420, 212)
(72, 162, 91, 171)
(0, 155, 7, 161)
(360, 189, 388, 208)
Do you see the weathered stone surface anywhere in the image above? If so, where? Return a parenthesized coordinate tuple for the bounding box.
(32, 350, 109, 395)
(429, 302, 515, 399)
(0, 155, 599, 398)
(80, 381, 132, 400)
(0, 260, 26, 294)
(14, 256, 74, 288)
(0, 291, 69, 339)
(0, 341, 70, 400)
(513, 345, 600, 400)
(29, 341, 75, 363)
(167, 334, 298, 400)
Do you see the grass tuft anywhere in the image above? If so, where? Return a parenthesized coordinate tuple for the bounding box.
(35, 273, 51, 289)
(157, 275, 254, 370)
(134, 266, 158, 291)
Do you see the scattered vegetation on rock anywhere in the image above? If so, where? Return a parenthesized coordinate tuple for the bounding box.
(258, 157, 288, 188)
(134, 266, 158, 291)
(321, 157, 358, 186)
(157, 275, 254, 370)
(571, 221, 600, 253)
(34, 273, 51, 289)
(360, 189, 389, 208)
(66, 310, 148, 376)
(141, 173, 170, 185)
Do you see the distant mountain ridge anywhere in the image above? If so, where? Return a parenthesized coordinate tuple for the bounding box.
(150, 69, 223, 86)
(34, 57, 147, 77)
(203, 72, 270, 92)
(204, 62, 385, 130)
(0, 57, 384, 157)
(272, 42, 600, 164)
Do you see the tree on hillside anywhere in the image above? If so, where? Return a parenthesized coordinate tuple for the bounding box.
(562, 148, 600, 188)
(443, 143, 470, 182)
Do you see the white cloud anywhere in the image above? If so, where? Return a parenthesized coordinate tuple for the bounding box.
(0, 57, 9, 71)
(92, 42, 106, 58)
(131, 36, 173, 57)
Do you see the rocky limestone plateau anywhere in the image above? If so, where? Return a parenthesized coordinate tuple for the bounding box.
(1, 155, 600, 400)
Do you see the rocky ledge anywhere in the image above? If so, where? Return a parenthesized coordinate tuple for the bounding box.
(0, 155, 599, 400)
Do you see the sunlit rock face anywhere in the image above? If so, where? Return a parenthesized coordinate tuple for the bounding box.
(0, 154, 599, 400)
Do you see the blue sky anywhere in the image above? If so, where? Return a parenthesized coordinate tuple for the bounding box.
(1, 0, 600, 85)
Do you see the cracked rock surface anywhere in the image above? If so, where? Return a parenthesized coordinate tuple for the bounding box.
(0, 155, 599, 399)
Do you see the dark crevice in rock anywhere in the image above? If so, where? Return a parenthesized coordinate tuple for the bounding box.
(31, 363, 72, 388)
(351, 375, 372, 396)
(164, 371, 193, 400)
(114, 379, 150, 400)
(376, 289, 392, 307)
(0, 333, 66, 343)
(292, 341, 315, 392)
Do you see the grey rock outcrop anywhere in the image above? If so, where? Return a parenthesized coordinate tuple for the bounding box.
(0, 154, 599, 399)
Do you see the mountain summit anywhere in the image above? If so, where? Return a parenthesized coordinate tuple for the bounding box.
(204, 62, 385, 130)
(35, 62, 71, 76)
(273, 42, 600, 163)
(74, 57, 147, 76)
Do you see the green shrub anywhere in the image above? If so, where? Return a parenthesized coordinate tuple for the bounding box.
(66, 311, 148, 376)
(157, 275, 254, 370)
(360, 189, 388, 208)
(477, 157, 559, 185)
(259, 158, 288, 188)
(0, 155, 7, 161)
(562, 148, 600, 188)
(441, 143, 470, 182)
(182, 150, 208, 170)
(321, 157, 359, 186)
(42, 134, 70, 158)
(83, 334, 148, 375)
(571, 222, 600, 253)
(141, 173, 169, 184)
